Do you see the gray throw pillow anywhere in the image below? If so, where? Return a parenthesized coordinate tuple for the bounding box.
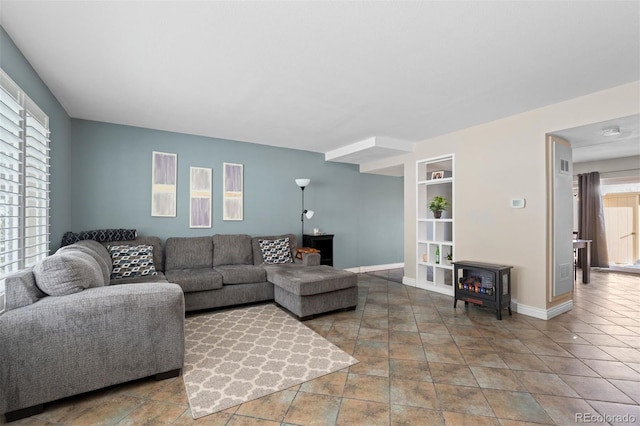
(57, 242, 111, 285)
(33, 251, 104, 296)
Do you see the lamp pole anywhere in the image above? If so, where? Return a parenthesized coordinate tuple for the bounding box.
(300, 185, 306, 240)
(295, 178, 311, 244)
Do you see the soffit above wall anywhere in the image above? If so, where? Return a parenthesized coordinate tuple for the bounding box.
(364, 164, 405, 177)
(325, 136, 413, 165)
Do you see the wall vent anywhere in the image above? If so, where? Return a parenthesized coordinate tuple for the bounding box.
(560, 263, 572, 280)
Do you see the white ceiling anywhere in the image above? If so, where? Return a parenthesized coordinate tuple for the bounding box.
(553, 114, 640, 164)
(1, 1, 639, 171)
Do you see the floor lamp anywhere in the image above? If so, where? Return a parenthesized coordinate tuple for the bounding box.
(295, 179, 314, 242)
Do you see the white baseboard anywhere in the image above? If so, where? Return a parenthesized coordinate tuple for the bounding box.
(402, 276, 416, 286)
(395, 281, 570, 322)
(345, 262, 404, 273)
(517, 299, 573, 320)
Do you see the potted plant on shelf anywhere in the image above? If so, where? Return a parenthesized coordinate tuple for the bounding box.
(445, 251, 453, 266)
(428, 196, 449, 219)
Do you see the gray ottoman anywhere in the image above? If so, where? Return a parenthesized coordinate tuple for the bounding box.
(266, 265, 358, 319)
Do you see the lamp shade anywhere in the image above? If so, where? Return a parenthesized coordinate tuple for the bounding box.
(295, 178, 310, 188)
(305, 210, 314, 219)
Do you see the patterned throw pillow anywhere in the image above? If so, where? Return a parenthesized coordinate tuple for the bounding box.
(61, 228, 137, 247)
(259, 238, 293, 264)
(108, 244, 158, 280)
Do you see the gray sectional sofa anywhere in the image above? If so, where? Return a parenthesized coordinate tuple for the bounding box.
(111, 233, 358, 317)
(1, 232, 357, 422)
(164, 233, 358, 318)
(0, 240, 184, 422)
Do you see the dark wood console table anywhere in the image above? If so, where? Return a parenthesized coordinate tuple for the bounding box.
(573, 239, 591, 284)
(303, 234, 334, 266)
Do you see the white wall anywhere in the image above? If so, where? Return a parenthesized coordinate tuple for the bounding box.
(574, 155, 640, 183)
(403, 82, 639, 314)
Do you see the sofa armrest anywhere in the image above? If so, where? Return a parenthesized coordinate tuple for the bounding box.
(0, 283, 184, 414)
(294, 252, 321, 266)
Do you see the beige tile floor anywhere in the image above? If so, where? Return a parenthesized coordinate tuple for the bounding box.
(3, 269, 640, 425)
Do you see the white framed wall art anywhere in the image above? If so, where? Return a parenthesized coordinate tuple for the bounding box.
(151, 151, 177, 217)
(190, 166, 212, 228)
(223, 162, 243, 221)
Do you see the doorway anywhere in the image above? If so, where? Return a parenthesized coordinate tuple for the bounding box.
(603, 193, 640, 271)
(552, 114, 640, 275)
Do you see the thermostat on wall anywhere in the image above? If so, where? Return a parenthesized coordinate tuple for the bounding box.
(511, 198, 526, 209)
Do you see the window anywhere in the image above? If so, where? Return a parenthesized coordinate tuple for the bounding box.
(0, 69, 50, 310)
(601, 180, 640, 195)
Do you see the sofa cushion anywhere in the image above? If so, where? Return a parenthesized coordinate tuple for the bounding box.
(4, 268, 47, 311)
(110, 271, 169, 285)
(212, 234, 253, 266)
(108, 244, 158, 280)
(165, 236, 213, 270)
(265, 264, 357, 296)
(76, 239, 113, 276)
(33, 251, 104, 296)
(252, 234, 297, 265)
(57, 240, 112, 284)
(165, 269, 223, 292)
(214, 265, 267, 284)
(258, 237, 294, 264)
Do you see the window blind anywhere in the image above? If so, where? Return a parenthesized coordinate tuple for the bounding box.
(0, 69, 50, 305)
(24, 103, 50, 266)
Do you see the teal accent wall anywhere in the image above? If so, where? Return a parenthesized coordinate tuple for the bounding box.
(71, 120, 403, 269)
(0, 26, 72, 251)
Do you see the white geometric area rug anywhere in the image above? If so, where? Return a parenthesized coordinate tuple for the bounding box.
(182, 303, 359, 419)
